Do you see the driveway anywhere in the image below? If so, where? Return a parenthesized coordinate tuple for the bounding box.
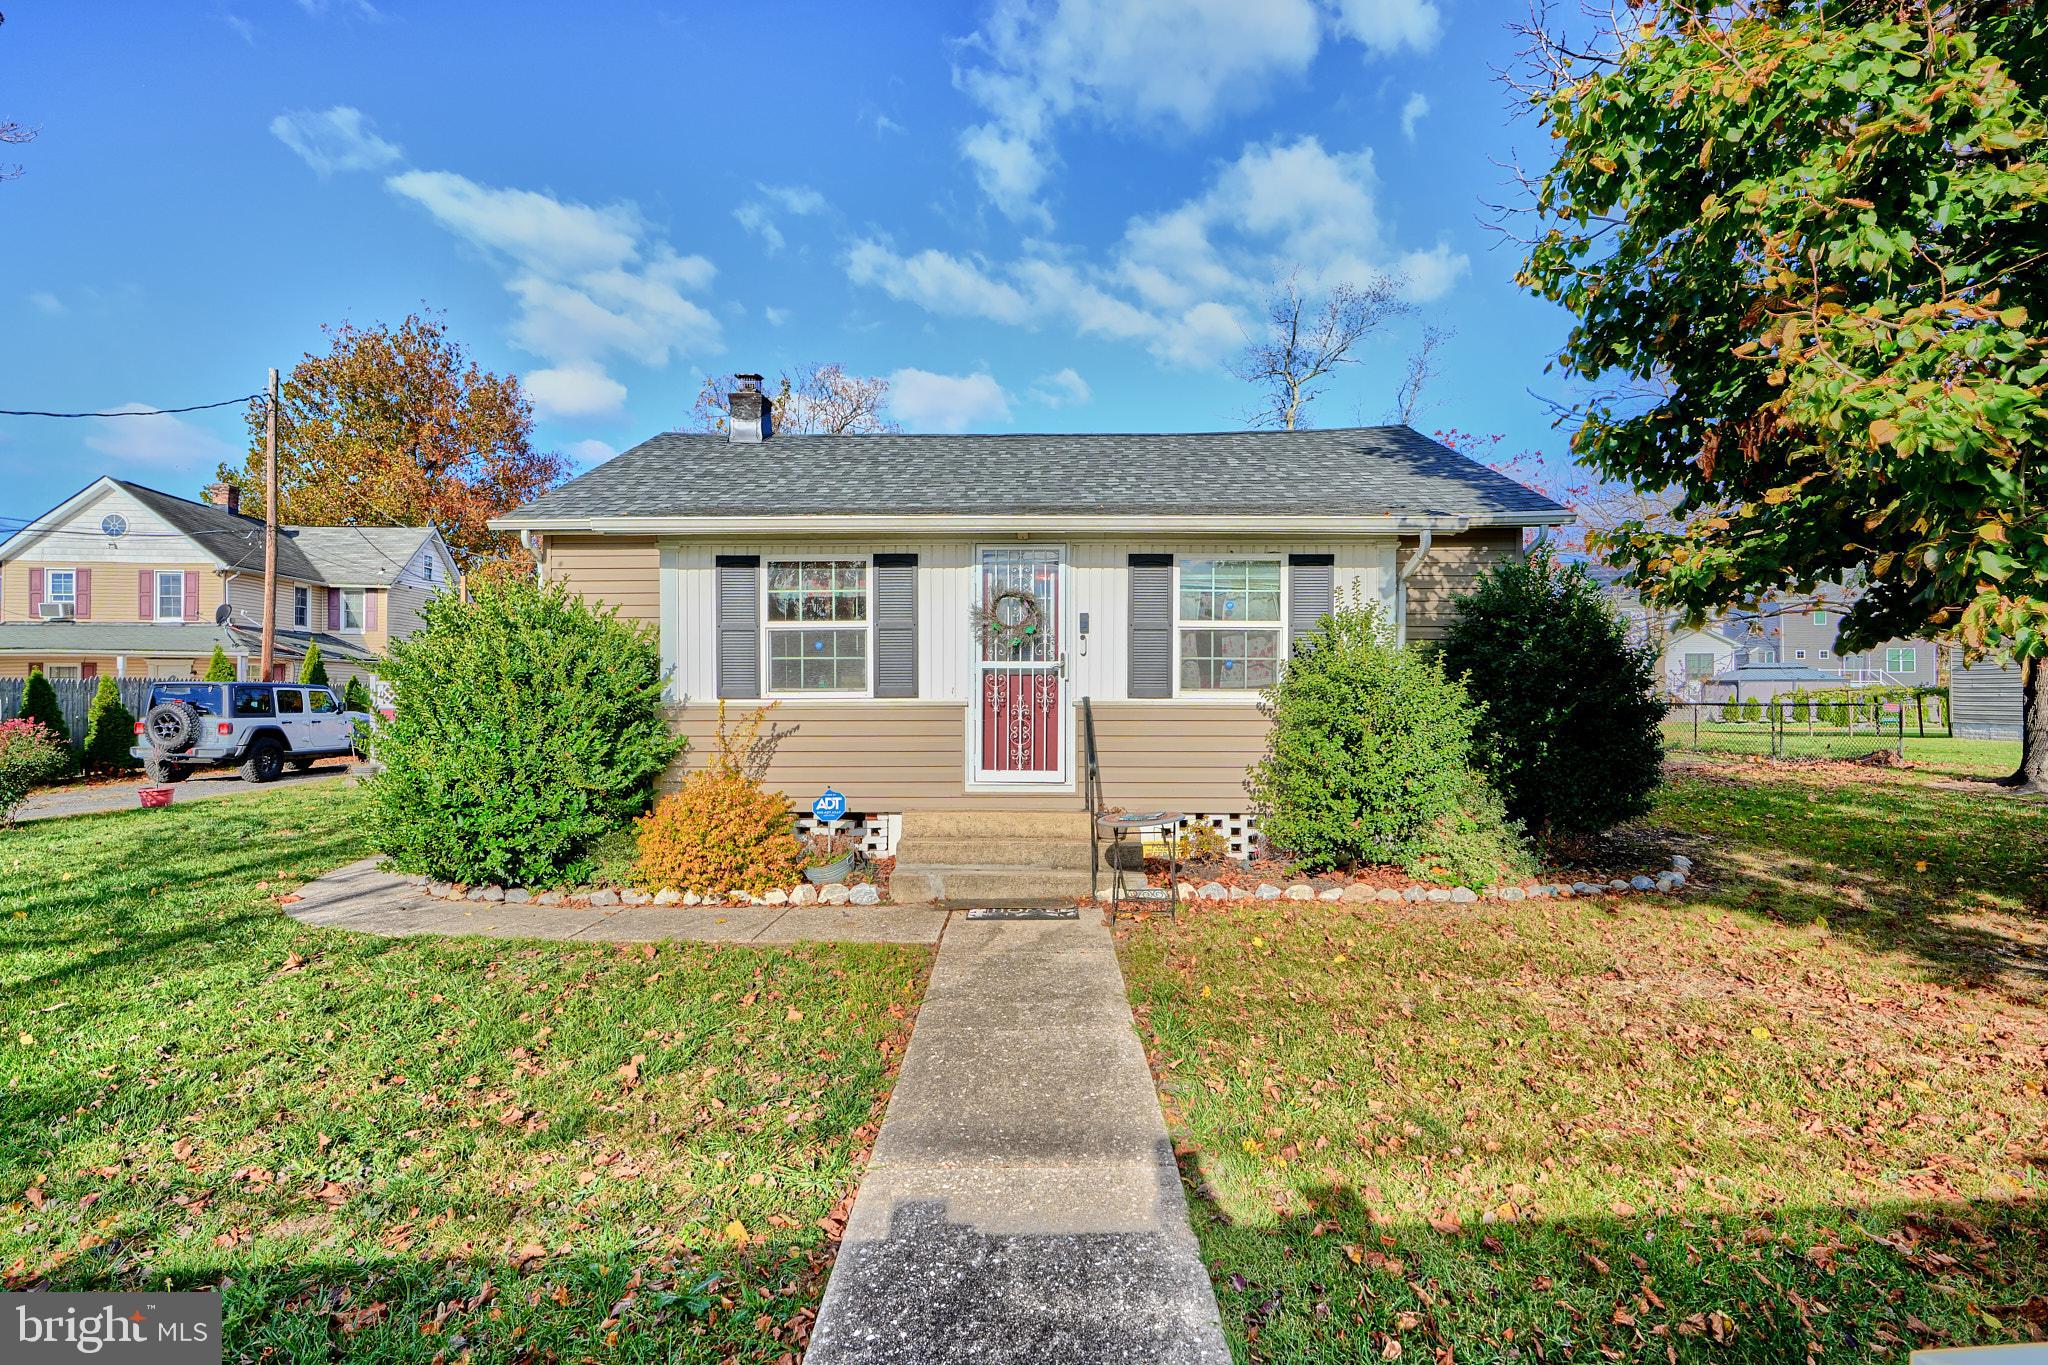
(14, 766, 350, 823)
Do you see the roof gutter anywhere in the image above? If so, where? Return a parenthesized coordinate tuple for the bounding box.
(484, 511, 1557, 538)
(1398, 527, 1435, 583)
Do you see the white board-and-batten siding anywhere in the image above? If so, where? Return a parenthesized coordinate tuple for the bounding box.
(640, 536, 1400, 704)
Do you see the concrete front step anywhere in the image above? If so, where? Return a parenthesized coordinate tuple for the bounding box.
(893, 834, 1094, 870)
(899, 809, 1092, 841)
(890, 863, 1096, 908)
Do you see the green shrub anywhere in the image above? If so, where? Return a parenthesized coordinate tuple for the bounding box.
(1743, 697, 1764, 722)
(0, 718, 69, 822)
(1248, 596, 1475, 872)
(204, 645, 236, 682)
(298, 643, 329, 688)
(1720, 695, 1742, 722)
(342, 676, 374, 714)
(1439, 548, 1665, 839)
(365, 580, 684, 887)
(15, 666, 71, 750)
(80, 675, 138, 774)
(1405, 772, 1537, 888)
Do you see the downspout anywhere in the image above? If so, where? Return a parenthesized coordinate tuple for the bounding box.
(1396, 527, 1434, 647)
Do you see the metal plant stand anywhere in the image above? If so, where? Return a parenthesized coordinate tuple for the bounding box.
(1095, 811, 1182, 921)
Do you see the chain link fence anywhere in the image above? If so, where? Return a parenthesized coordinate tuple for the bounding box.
(1665, 697, 1907, 762)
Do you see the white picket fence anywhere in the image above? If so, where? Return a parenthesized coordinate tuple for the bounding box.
(0, 676, 159, 747)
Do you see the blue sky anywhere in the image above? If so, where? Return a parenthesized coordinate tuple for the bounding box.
(1, 0, 1579, 519)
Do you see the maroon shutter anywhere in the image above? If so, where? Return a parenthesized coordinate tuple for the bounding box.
(81, 661, 97, 680)
(327, 589, 340, 631)
(365, 591, 379, 631)
(28, 567, 43, 608)
(183, 573, 198, 621)
(138, 569, 152, 617)
(75, 568, 92, 617)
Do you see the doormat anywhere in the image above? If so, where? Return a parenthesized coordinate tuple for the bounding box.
(964, 905, 1080, 921)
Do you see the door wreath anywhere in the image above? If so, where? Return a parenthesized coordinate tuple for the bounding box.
(971, 587, 1046, 651)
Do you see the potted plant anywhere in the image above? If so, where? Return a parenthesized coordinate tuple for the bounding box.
(802, 830, 859, 885)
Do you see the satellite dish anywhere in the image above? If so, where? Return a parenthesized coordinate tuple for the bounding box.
(214, 603, 232, 625)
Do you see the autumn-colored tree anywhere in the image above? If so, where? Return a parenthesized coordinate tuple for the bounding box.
(1509, 2, 2048, 786)
(693, 363, 899, 435)
(217, 313, 567, 574)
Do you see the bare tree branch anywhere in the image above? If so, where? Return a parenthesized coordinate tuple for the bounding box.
(1388, 325, 1453, 425)
(693, 363, 901, 435)
(1229, 271, 1412, 430)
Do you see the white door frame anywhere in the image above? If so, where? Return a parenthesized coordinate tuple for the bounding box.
(967, 543, 1071, 789)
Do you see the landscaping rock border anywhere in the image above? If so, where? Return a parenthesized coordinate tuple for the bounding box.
(1184, 854, 1693, 906)
(405, 874, 888, 910)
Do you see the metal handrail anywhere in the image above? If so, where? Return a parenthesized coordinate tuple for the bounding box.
(1080, 695, 1101, 901)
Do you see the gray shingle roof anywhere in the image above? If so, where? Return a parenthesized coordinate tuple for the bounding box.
(0, 620, 374, 663)
(112, 482, 434, 585)
(500, 426, 1572, 523)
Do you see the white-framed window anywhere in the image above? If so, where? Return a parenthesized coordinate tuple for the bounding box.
(1794, 649, 1807, 660)
(155, 570, 185, 621)
(1813, 609, 1830, 626)
(43, 568, 77, 607)
(764, 558, 870, 695)
(44, 663, 81, 680)
(293, 585, 309, 627)
(1818, 648, 1832, 660)
(1885, 646, 1917, 673)
(339, 589, 365, 631)
(1684, 652, 1715, 681)
(1176, 556, 1284, 693)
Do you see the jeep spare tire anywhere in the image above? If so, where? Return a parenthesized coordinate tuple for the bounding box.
(143, 701, 200, 752)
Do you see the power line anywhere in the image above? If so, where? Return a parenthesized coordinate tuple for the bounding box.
(0, 395, 260, 418)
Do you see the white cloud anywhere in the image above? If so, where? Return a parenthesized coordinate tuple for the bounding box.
(1027, 366, 1091, 407)
(951, 0, 1438, 220)
(763, 306, 791, 326)
(27, 291, 65, 316)
(1400, 91, 1430, 142)
(846, 134, 1463, 367)
(566, 438, 618, 464)
(84, 405, 234, 466)
(734, 183, 828, 255)
(385, 170, 720, 405)
(885, 369, 1013, 432)
(1328, 0, 1441, 53)
(270, 106, 402, 176)
(525, 364, 628, 420)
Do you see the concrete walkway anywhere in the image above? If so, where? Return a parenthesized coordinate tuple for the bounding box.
(804, 914, 1230, 1364)
(16, 767, 346, 823)
(286, 858, 944, 944)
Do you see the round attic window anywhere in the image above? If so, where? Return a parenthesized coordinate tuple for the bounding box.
(100, 513, 128, 538)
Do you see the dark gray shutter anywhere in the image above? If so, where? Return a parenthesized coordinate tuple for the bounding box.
(715, 555, 760, 698)
(873, 553, 918, 698)
(1128, 553, 1172, 699)
(1288, 553, 1335, 653)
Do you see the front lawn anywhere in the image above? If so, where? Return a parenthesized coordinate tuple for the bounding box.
(0, 785, 930, 1362)
(1120, 762, 2048, 1362)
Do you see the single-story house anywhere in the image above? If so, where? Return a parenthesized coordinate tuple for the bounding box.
(1703, 661, 1845, 702)
(494, 380, 1572, 859)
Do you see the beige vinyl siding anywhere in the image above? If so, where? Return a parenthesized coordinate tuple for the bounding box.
(1, 562, 222, 623)
(1398, 529, 1525, 644)
(546, 536, 661, 625)
(0, 654, 207, 680)
(662, 698, 1264, 813)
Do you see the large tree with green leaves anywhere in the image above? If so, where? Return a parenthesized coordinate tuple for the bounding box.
(1512, 1, 2047, 785)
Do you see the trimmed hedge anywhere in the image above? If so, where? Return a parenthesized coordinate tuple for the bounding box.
(365, 580, 684, 887)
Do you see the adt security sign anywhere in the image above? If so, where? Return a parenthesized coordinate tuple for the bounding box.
(812, 788, 847, 824)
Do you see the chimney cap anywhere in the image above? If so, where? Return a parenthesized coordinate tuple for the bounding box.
(734, 372, 764, 387)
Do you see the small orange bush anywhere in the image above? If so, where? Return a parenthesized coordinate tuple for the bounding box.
(635, 704, 803, 894)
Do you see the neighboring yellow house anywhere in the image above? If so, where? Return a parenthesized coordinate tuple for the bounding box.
(0, 476, 457, 686)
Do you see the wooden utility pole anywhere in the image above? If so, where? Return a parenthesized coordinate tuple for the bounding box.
(258, 367, 279, 681)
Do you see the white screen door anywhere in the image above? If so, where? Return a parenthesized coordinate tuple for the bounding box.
(974, 546, 1065, 783)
